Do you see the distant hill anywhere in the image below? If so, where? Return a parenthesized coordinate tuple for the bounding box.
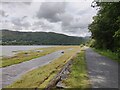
(0, 29, 88, 45)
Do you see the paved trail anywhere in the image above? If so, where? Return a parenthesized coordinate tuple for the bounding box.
(85, 48, 119, 88)
(1, 50, 64, 88)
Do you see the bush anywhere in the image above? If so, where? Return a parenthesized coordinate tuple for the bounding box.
(88, 39, 96, 47)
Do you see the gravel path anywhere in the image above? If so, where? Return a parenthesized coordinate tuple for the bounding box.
(85, 48, 119, 88)
(1, 50, 64, 88)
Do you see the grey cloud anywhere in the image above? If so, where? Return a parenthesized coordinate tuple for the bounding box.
(21, 16, 28, 20)
(1, 2, 10, 4)
(1, 0, 32, 4)
(37, 2, 66, 22)
(1, 2, 29, 5)
(12, 18, 30, 29)
(60, 13, 73, 26)
(34, 20, 53, 30)
(12, 18, 22, 26)
(61, 16, 90, 35)
(62, 27, 90, 37)
(70, 21, 89, 29)
(22, 22, 31, 28)
(78, 8, 90, 15)
(1, 1, 97, 37)
(0, 10, 8, 17)
(0, 10, 5, 16)
(23, 2, 32, 5)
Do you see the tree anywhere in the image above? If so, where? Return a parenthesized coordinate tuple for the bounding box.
(89, 2, 120, 54)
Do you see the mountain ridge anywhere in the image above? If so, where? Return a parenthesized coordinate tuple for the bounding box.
(1, 29, 89, 45)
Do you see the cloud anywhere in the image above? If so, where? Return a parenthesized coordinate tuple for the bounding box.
(60, 13, 73, 26)
(32, 18, 62, 33)
(0, 1, 97, 37)
(23, 2, 32, 5)
(0, 10, 8, 17)
(37, 2, 66, 22)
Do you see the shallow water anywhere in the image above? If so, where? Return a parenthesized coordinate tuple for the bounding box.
(1, 50, 64, 88)
(0, 45, 54, 57)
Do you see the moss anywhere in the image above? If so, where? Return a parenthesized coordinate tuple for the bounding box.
(62, 51, 91, 89)
(6, 46, 80, 88)
(1, 46, 77, 67)
(93, 48, 120, 63)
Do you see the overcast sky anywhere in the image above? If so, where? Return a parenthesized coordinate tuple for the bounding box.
(0, 0, 98, 37)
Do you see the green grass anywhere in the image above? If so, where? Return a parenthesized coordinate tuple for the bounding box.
(6, 46, 80, 88)
(93, 48, 120, 63)
(1, 46, 75, 67)
(62, 50, 91, 89)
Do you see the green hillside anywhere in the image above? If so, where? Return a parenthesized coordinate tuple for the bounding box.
(1, 30, 87, 45)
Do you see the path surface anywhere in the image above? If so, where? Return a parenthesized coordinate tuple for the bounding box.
(1, 50, 64, 88)
(85, 48, 119, 88)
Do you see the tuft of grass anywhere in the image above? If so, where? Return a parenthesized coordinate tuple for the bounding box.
(6, 46, 80, 88)
(62, 51, 91, 89)
(93, 48, 120, 63)
(1, 46, 75, 67)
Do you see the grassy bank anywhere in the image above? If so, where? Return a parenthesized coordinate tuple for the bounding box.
(62, 50, 91, 89)
(6, 46, 80, 88)
(1, 46, 75, 67)
(93, 48, 120, 63)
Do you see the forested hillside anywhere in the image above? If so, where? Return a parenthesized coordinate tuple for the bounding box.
(89, 2, 120, 57)
(1, 30, 86, 45)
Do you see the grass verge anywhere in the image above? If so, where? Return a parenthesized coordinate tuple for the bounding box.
(1, 46, 75, 67)
(62, 50, 91, 89)
(93, 48, 120, 63)
(6, 46, 80, 88)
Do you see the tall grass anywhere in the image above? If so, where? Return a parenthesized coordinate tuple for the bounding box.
(1, 46, 74, 67)
(62, 51, 91, 89)
(6, 46, 80, 88)
(93, 48, 120, 63)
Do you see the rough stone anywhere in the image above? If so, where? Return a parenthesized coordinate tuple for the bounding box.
(56, 81, 65, 88)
